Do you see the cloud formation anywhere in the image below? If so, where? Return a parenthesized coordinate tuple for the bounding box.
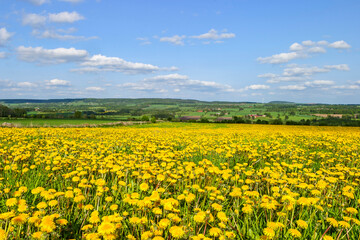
(0, 28, 14, 46)
(59, 0, 84, 3)
(257, 52, 303, 64)
(86, 86, 105, 91)
(259, 64, 350, 84)
(22, 0, 49, 5)
(16, 46, 88, 64)
(258, 40, 351, 64)
(279, 85, 307, 90)
(32, 29, 97, 41)
(160, 35, 186, 46)
(48, 11, 84, 23)
(118, 73, 268, 94)
(328, 40, 351, 49)
(74, 54, 161, 74)
(191, 29, 235, 40)
(23, 11, 84, 27)
(22, 13, 47, 27)
(154, 29, 235, 45)
(45, 78, 71, 86)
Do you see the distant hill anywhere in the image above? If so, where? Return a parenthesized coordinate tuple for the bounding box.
(0, 99, 85, 104)
(268, 101, 295, 104)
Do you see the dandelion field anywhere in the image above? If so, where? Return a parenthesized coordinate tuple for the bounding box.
(1, 123, 360, 240)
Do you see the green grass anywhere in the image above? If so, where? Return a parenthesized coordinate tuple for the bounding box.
(0, 118, 121, 127)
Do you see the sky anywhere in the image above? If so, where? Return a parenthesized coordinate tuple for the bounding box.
(0, 0, 359, 103)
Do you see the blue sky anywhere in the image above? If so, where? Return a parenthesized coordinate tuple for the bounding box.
(0, 0, 359, 103)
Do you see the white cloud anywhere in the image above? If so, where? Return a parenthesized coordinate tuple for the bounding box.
(257, 52, 303, 64)
(22, 13, 47, 27)
(257, 73, 277, 78)
(245, 84, 270, 90)
(119, 82, 167, 93)
(279, 85, 306, 90)
(45, 78, 71, 86)
(17, 46, 88, 64)
(258, 72, 307, 83)
(304, 80, 335, 87)
(328, 40, 351, 49)
(191, 29, 235, 40)
(302, 40, 315, 46)
(258, 39, 350, 65)
(0, 52, 6, 58)
(317, 40, 328, 45)
(59, 0, 84, 3)
(32, 29, 97, 41)
(136, 37, 151, 45)
(259, 63, 350, 84)
(0, 28, 14, 46)
(324, 64, 350, 71)
(308, 46, 326, 53)
(86, 86, 105, 91)
(332, 85, 360, 90)
(120, 73, 239, 93)
(266, 76, 306, 83)
(283, 66, 329, 76)
(283, 64, 349, 76)
(0, 79, 11, 87)
(49, 11, 84, 23)
(160, 35, 186, 45)
(17, 81, 37, 88)
(144, 73, 188, 82)
(23, 0, 49, 5)
(74, 54, 160, 74)
(289, 42, 304, 51)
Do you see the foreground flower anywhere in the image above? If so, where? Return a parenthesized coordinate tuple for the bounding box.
(98, 222, 116, 235)
(288, 229, 301, 238)
(169, 226, 185, 238)
(209, 227, 222, 237)
(296, 219, 308, 229)
(263, 227, 275, 238)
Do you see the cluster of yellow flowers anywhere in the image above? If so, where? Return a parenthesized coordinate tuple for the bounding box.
(0, 123, 359, 239)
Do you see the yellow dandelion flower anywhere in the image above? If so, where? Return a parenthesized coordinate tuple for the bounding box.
(209, 227, 222, 237)
(11, 214, 28, 225)
(158, 218, 171, 229)
(217, 212, 228, 222)
(98, 222, 116, 235)
(5, 198, 17, 207)
(326, 218, 338, 227)
(345, 207, 358, 215)
(263, 227, 275, 238)
(296, 220, 308, 229)
(40, 216, 56, 233)
(152, 207, 162, 215)
(86, 233, 100, 240)
(140, 183, 149, 191)
(48, 200, 58, 207)
(338, 221, 350, 228)
(32, 231, 43, 240)
(211, 203, 222, 211)
(169, 226, 185, 238)
(56, 219, 68, 226)
(194, 211, 206, 223)
(242, 204, 253, 214)
(110, 204, 118, 211)
(288, 229, 301, 238)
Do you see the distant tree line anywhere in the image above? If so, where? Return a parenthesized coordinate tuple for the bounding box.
(212, 116, 360, 127)
(0, 104, 27, 117)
